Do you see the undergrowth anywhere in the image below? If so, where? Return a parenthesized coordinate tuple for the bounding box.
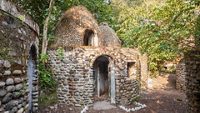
(38, 53, 57, 107)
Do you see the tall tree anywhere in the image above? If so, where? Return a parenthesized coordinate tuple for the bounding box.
(41, 0, 55, 54)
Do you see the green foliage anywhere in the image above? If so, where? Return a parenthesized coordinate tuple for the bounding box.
(38, 54, 57, 107)
(10, 0, 49, 29)
(64, 0, 117, 27)
(12, 0, 116, 34)
(38, 88, 57, 107)
(56, 47, 64, 60)
(113, 0, 200, 76)
(12, 0, 200, 77)
(194, 16, 200, 47)
(38, 54, 56, 90)
(39, 53, 49, 63)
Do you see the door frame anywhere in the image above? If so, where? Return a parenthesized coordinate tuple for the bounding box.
(93, 55, 115, 103)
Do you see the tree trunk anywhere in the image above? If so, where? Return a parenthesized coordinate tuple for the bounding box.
(41, 0, 54, 54)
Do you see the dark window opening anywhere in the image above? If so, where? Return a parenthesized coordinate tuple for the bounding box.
(127, 62, 136, 79)
(83, 29, 94, 46)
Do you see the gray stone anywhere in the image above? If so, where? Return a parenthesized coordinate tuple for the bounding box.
(0, 107, 3, 112)
(5, 100, 18, 110)
(0, 89, 6, 97)
(0, 82, 5, 87)
(15, 84, 23, 91)
(2, 93, 12, 103)
(18, 99, 23, 104)
(17, 108, 24, 113)
(17, 104, 22, 109)
(4, 70, 11, 75)
(8, 51, 17, 56)
(6, 78, 14, 85)
(13, 92, 21, 99)
(0, 60, 4, 65)
(69, 108, 73, 111)
(75, 104, 81, 107)
(33, 103, 38, 107)
(12, 107, 18, 113)
(22, 102, 26, 107)
(14, 78, 22, 84)
(13, 70, 22, 75)
(3, 60, 11, 68)
(6, 85, 15, 92)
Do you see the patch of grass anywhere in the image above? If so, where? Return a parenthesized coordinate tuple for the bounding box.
(38, 89, 58, 108)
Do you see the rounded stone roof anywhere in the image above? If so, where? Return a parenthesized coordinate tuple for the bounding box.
(99, 22, 121, 47)
(50, 6, 100, 48)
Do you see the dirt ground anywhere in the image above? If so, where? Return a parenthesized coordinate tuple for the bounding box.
(38, 74, 187, 113)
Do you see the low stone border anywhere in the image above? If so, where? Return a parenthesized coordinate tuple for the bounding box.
(119, 102, 146, 112)
(80, 106, 89, 113)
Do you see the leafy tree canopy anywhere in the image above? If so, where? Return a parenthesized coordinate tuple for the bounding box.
(10, 0, 200, 76)
(11, 0, 116, 34)
(112, 0, 200, 74)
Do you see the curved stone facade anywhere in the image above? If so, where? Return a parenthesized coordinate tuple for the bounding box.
(185, 51, 200, 113)
(51, 6, 100, 48)
(0, 0, 39, 112)
(48, 47, 141, 106)
(99, 23, 121, 47)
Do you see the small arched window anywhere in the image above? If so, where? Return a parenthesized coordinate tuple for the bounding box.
(83, 29, 94, 46)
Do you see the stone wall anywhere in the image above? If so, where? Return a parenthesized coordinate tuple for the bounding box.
(48, 47, 141, 106)
(185, 51, 200, 113)
(176, 59, 186, 92)
(0, 60, 29, 113)
(0, 0, 39, 112)
(139, 54, 148, 89)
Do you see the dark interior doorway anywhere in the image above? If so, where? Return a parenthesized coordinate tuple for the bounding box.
(27, 45, 37, 112)
(93, 56, 110, 99)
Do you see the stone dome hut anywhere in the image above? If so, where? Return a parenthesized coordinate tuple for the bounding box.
(48, 6, 148, 107)
(99, 22, 121, 47)
(0, 0, 39, 112)
(52, 6, 100, 48)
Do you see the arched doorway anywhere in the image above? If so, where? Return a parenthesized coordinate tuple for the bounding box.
(93, 55, 115, 103)
(27, 45, 37, 112)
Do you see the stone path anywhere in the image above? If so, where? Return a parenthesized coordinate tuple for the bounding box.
(93, 101, 116, 110)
